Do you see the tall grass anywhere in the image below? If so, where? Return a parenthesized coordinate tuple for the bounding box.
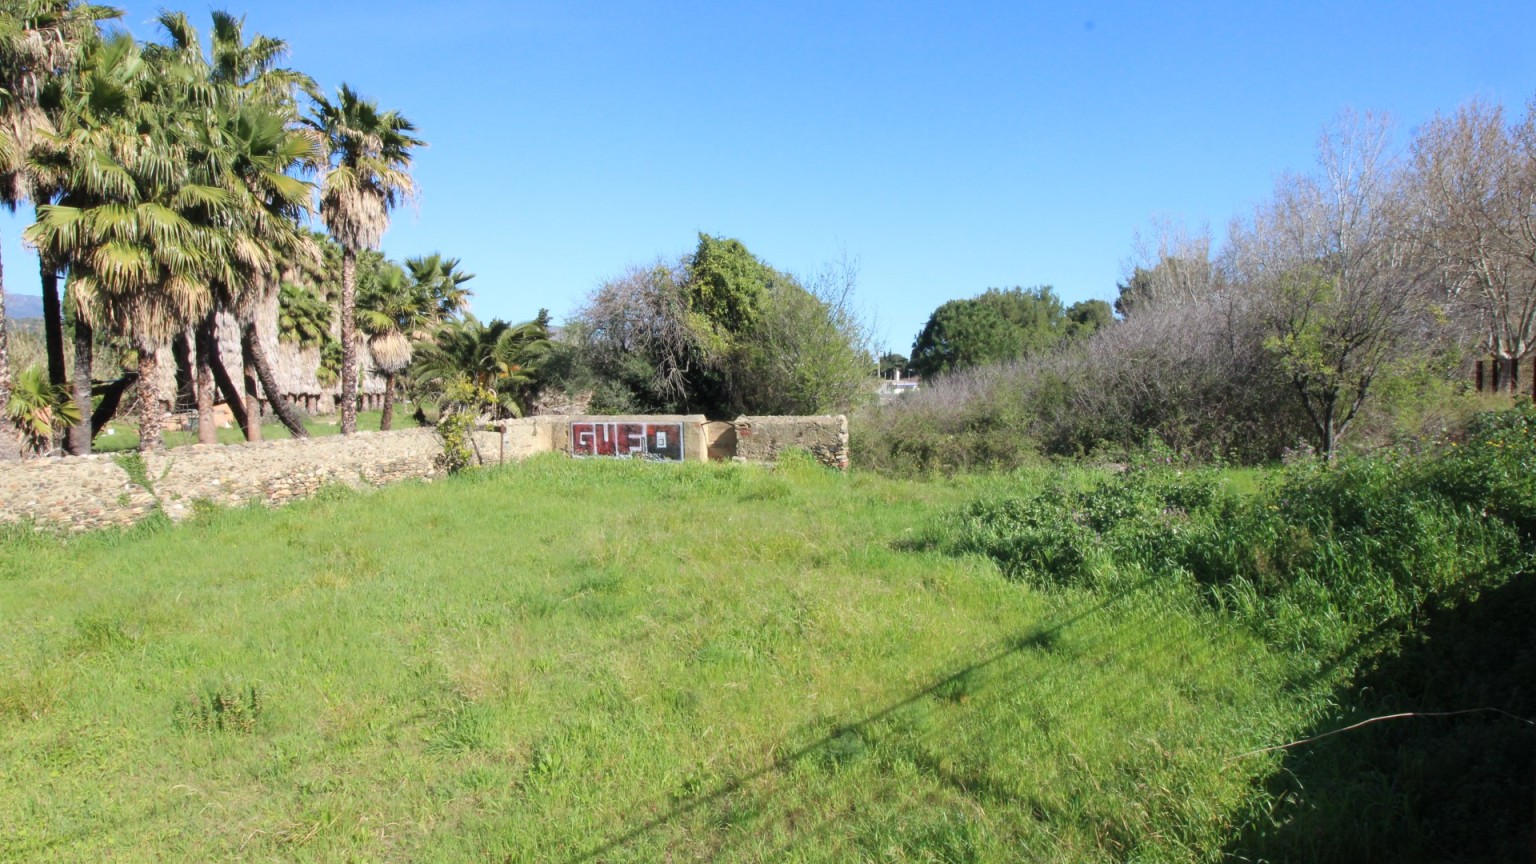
(914, 411, 1534, 666)
(911, 407, 1536, 860)
(4, 455, 1304, 862)
(3, 413, 1530, 861)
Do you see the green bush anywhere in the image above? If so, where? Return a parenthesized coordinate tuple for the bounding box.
(918, 411, 1536, 664)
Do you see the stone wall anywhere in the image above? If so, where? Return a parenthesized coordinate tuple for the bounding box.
(0, 430, 444, 533)
(733, 415, 850, 470)
(0, 415, 850, 532)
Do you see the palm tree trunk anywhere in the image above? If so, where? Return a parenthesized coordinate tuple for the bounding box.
(340, 248, 359, 435)
(243, 323, 308, 438)
(0, 254, 20, 462)
(241, 330, 263, 443)
(381, 372, 396, 431)
(171, 329, 196, 411)
(204, 334, 249, 436)
(195, 312, 217, 445)
(91, 372, 137, 435)
(40, 261, 66, 388)
(136, 340, 165, 452)
(68, 315, 93, 455)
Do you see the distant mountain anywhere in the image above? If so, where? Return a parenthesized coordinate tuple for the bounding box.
(4, 293, 43, 319)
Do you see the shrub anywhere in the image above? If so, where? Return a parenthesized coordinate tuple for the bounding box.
(917, 411, 1535, 663)
(433, 377, 493, 474)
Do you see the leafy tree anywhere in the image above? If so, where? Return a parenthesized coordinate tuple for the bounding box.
(561, 237, 873, 418)
(909, 286, 1068, 377)
(1410, 97, 1536, 379)
(1227, 111, 1434, 459)
(685, 233, 785, 339)
(306, 83, 424, 435)
(1066, 299, 1114, 339)
(561, 261, 700, 413)
(1114, 219, 1221, 318)
(1114, 257, 1221, 318)
(879, 352, 909, 376)
(728, 254, 872, 416)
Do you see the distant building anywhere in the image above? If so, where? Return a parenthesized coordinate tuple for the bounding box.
(876, 369, 920, 399)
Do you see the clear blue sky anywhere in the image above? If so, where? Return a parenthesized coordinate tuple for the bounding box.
(4, 1, 1534, 353)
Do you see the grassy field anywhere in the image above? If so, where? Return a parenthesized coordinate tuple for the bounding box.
(2, 443, 1530, 861)
(92, 407, 421, 452)
(1, 456, 1314, 862)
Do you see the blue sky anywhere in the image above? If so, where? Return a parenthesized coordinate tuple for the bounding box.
(4, 1, 1535, 353)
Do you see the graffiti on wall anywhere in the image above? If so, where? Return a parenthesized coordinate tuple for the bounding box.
(571, 421, 685, 461)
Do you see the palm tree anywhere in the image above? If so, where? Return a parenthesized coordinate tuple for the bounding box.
(0, 110, 17, 459)
(305, 84, 423, 435)
(0, 0, 118, 458)
(357, 258, 432, 430)
(405, 253, 474, 319)
(5, 364, 78, 455)
(153, 10, 317, 444)
(412, 315, 550, 419)
(28, 32, 234, 452)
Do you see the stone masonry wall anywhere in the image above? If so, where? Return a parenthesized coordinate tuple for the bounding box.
(1, 416, 850, 533)
(0, 429, 444, 533)
(733, 415, 850, 470)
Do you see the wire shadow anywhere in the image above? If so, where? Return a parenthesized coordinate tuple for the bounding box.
(562, 574, 1162, 863)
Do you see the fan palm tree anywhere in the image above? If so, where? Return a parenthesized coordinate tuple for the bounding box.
(0, 0, 118, 457)
(358, 259, 433, 430)
(5, 364, 79, 455)
(305, 83, 423, 435)
(28, 32, 234, 452)
(412, 315, 551, 419)
(405, 253, 474, 319)
(152, 10, 317, 444)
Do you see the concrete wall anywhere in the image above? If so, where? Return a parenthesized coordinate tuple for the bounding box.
(487, 415, 847, 469)
(0, 415, 850, 532)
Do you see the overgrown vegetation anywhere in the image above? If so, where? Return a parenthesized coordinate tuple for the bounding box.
(863, 104, 1536, 473)
(914, 410, 1534, 663)
(3, 412, 1531, 860)
(542, 234, 873, 418)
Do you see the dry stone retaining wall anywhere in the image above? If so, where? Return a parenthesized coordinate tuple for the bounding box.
(0, 415, 850, 532)
(0, 430, 443, 533)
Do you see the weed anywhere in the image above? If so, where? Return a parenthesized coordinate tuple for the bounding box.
(174, 682, 263, 734)
(114, 452, 154, 495)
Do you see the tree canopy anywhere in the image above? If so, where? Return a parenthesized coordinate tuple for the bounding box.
(550, 234, 871, 418)
(909, 286, 1103, 378)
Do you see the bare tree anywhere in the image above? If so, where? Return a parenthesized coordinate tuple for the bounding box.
(1410, 97, 1536, 384)
(574, 261, 700, 410)
(1116, 216, 1222, 316)
(1227, 110, 1434, 458)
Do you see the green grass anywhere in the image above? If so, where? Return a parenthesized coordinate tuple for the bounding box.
(92, 407, 420, 452)
(4, 436, 1530, 862)
(0, 457, 1313, 862)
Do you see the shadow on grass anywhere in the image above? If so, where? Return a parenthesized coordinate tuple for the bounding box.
(1225, 572, 1536, 864)
(563, 575, 1160, 863)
